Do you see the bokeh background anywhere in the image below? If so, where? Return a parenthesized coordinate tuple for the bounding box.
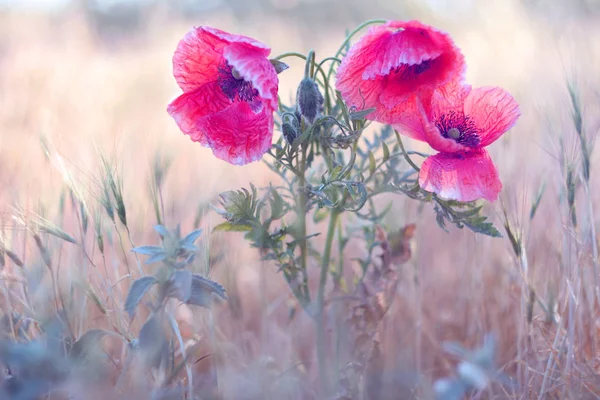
(1, 0, 600, 398)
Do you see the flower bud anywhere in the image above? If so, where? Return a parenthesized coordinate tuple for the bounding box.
(296, 77, 324, 124)
(282, 116, 300, 145)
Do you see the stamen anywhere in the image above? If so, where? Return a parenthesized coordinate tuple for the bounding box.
(435, 110, 480, 147)
(217, 63, 259, 105)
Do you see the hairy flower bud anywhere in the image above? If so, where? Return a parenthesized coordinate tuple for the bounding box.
(296, 77, 324, 124)
(282, 116, 300, 145)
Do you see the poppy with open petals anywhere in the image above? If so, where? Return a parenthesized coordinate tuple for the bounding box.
(167, 26, 279, 165)
(335, 20, 465, 125)
(405, 82, 520, 202)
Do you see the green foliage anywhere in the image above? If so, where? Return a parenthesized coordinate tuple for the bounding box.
(215, 49, 503, 319)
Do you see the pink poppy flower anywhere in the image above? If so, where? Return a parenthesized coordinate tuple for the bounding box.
(167, 26, 279, 165)
(335, 20, 465, 124)
(405, 82, 520, 202)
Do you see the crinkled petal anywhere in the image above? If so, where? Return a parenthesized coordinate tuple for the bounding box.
(173, 27, 229, 92)
(336, 23, 395, 110)
(419, 149, 502, 202)
(387, 82, 465, 142)
(202, 26, 270, 56)
(336, 20, 465, 117)
(430, 81, 471, 119)
(197, 102, 273, 165)
(223, 43, 279, 111)
(362, 20, 448, 79)
(387, 93, 429, 142)
(167, 82, 231, 144)
(173, 26, 271, 92)
(464, 86, 520, 147)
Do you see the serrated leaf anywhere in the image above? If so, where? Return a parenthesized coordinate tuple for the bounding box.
(217, 188, 256, 223)
(382, 142, 390, 161)
(212, 222, 253, 232)
(186, 274, 227, 308)
(452, 205, 483, 219)
(165, 270, 192, 302)
(132, 245, 163, 256)
(435, 211, 448, 232)
(269, 186, 287, 220)
(464, 218, 502, 237)
(125, 276, 157, 318)
(368, 151, 376, 176)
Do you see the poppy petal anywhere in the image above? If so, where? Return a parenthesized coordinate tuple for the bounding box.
(223, 43, 279, 111)
(197, 102, 273, 165)
(167, 82, 231, 144)
(419, 149, 502, 202)
(173, 26, 271, 93)
(430, 81, 471, 119)
(387, 93, 429, 142)
(172, 27, 230, 92)
(202, 26, 271, 56)
(336, 20, 465, 120)
(464, 86, 520, 147)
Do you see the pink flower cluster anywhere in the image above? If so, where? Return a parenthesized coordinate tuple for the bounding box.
(335, 20, 520, 202)
(167, 21, 520, 202)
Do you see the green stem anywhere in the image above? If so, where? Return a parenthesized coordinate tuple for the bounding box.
(274, 52, 307, 61)
(305, 50, 315, 78)
(395, 130, 420, 172)
(315, 208, 340, 395)
(297, 146, 310, 302)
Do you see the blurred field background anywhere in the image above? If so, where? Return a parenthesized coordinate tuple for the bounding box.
(1, 0, 600, 398)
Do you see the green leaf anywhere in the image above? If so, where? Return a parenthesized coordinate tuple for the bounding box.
(186, 274, 227, 307)
(216, 187, 256, 224)
(335, 90, 351, 128)
(465, 219, 502, 237)
(368, 151, 376, 176)
(269, 186, 287, 220)
(213, 222, 253, 232)
(382, 142, 390, 162)
(329, 164, 343, 181)
(313, 207, 328, 224)
(349, 107, 376, 120)
(125, 276, 157, 318)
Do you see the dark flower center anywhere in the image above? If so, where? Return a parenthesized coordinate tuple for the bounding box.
(435, 110, 480, 147)
(393, 58, 434, 80)
(218, 63, 259, 104)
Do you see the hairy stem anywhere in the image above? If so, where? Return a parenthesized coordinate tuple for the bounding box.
(316, 208, 340, 394)
(297, 146, 311, 304)
(395, 130, 420, 172)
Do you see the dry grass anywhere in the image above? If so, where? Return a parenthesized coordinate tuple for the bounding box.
(1, 0, 600, 398)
